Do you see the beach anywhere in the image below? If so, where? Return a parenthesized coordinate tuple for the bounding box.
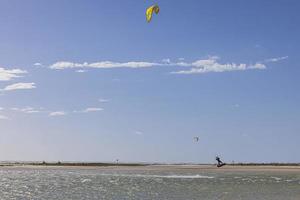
(2, 163, 300, 172)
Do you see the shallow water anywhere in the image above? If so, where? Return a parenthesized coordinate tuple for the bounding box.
(0, 167, 299, 199)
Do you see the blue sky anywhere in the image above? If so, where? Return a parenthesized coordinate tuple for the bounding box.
(0, 0, 299, 163)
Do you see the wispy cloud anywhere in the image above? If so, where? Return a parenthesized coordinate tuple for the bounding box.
(135, 130, 144, 135)
(33, 63, 43, 67)
(47, 56, 287, 75)
(0, 67, 27, 81)
(0, 115, 9, 120)
(48, 57, 270, 75)
(162, 58, 171, 64)
(74, 107, 103, 113)
(265, 56, 288, 63)
(9, 106, 102, 117)
(75, 69, 87, 73)
(11, 107, 42, 114)
(2, 82, 36, 91)
(49, 111, 66, 116)
(99, 98, 109, 103)
(171, 57, 266, 74)
(232, 104, 240, 108)
(254, 44, 262, 48)
(50, 61, 162, 70)
(112, 78, 120, 82)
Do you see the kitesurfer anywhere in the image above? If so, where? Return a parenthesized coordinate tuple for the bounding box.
(216, 156, 226, 167)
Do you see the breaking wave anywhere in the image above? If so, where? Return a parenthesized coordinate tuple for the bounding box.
(98, 174, 214, 179)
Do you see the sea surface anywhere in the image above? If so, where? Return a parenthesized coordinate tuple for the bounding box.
(0, 167, 299, 199)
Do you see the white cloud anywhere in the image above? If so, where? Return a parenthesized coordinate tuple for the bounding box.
(99, 98, 109, 103)
(2, 82, 36, 91)
(11, 107, 42, 114)
(162, 58, 171, 63)
(75, 107, 103, 113)
(26, 110, 40, 113)
(0, 115, 9, 120)
(0, 67, 27, 81)
(49, 111, 66, 116)
(135, 131, 144, 135)
(233, 104, 240, 108)
(171, 57, 266, 74)
(48, 56, 284, 75)
(50, 61, 162, 70)
(34, 63, 43, 67)
(265, 56, 288, 63)
(254, 44, 262, 48)
(250, 63, 266, 69)
(112, 78, 120, 82)
(75, 69, 87, 73)
(84, 107, 103, 112)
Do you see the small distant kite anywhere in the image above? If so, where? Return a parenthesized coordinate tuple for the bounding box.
(146, 4, 160, 22)
(193, 137, 199, 142)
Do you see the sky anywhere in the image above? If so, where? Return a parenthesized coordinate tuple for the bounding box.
(0, 0, 299, 163)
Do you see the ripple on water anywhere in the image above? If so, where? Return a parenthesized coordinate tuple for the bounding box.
(0, 168, 299, 199)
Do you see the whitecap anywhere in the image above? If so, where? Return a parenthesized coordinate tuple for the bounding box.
(158, 175, 214, 179)
(271, 177, 282, 181)
(81, 179, 91, 183)
(98, 174, 214, 179)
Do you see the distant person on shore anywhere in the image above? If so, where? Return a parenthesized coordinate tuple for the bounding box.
(216, 156, 226, 167)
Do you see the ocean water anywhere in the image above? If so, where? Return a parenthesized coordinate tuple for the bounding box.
(0, 167, 299, 199)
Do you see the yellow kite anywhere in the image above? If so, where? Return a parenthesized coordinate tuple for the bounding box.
(146, 5, 160, 22)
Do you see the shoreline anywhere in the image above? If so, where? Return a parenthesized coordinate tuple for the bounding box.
(1, 163, 300, 172)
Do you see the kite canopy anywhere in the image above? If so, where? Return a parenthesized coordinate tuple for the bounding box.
(193, 137, 199, 142)
(146, 5, 160, 22)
